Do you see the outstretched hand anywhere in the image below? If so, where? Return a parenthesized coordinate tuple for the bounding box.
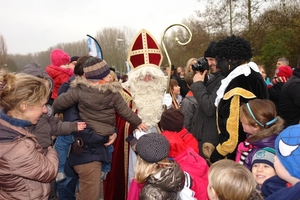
(77, 122, 86, 131)
(137, 123, 148, 132)
(104, 133, 117, 146)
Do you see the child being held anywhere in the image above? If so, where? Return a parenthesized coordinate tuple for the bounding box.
(261, 124, 300, 200)
(45, 49, 74, 102)
(208, 159, 263, 200)
(53, 56, 147, 138)
(251, 147, 276, 189)
(236, 99, 285, 169)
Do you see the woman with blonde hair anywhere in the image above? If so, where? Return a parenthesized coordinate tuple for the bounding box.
(0, 70, 58, 199)
(208, 159, 263, 200)
(185, 57, 197, 75)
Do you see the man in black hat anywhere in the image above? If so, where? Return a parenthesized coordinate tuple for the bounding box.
(189, 41, 224, 162)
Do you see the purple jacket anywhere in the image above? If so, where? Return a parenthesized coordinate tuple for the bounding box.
(244, 134, 277, 169)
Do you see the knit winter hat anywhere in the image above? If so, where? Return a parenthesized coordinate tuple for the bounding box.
(204, 41, 216, 58)
(252, 147, 276, 169)
(136, 133, 170, 163)
(275, 65, 293, 79)
(50, 49, 70, 67)
(160, 108, 184, 132)
(275, 124, 300, 179)
(70, 56, 79, 63)
(83, 57, 111, 80)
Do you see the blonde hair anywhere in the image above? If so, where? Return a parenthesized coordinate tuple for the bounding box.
(0, 70, 50, 113)
(110, 70, 118, 82)
(134, 155, 171, 183)
(209, 159, 257, 200)
(185, 58, 197, 74)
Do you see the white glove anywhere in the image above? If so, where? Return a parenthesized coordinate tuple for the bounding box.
(134, 130, 147, 139)
(162, 92, 172, 109)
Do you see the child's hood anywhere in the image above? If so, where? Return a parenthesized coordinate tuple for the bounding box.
(70, 76, 123, 93)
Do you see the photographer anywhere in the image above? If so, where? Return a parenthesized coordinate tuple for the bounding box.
(190, 42, 224, 163)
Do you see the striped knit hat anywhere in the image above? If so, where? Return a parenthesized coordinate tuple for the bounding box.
(83, 57, 110, 80)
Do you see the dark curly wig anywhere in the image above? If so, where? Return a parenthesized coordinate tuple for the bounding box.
(212, 35, 253, 61)
(212, 35, 253, 75)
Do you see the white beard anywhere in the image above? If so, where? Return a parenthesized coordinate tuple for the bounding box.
(128, 66, 167, 127)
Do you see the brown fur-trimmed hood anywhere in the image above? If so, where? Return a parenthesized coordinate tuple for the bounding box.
(248, 116, 285, 143)
(70, 76, 123, 93)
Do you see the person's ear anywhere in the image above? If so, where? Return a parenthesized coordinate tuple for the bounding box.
(210, 186, 218, 200)
(19, 103, 28, 112)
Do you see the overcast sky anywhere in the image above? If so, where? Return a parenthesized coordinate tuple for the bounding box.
(1, 0, 203, 55)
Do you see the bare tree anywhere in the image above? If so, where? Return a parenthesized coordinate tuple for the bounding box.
(95, 26, 135, 74)
(0, 34, 8, 69)
(196, 0, 277, 36)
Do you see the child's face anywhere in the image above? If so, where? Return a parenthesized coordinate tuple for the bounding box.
(172, 85, 180, 96)
(252, 163, 276, 187)
(240, 117, 260, 135)
(60, 63, 70, 69)
(102, 74, 113, 83)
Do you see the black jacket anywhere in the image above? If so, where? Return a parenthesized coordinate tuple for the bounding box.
(278, 68, 300, 127)
(210, 66, 268, 163)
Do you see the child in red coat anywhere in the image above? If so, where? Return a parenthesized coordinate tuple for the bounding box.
(160, 108, 209, 200)
(160, 108, 199, 157)
(45, 49, 73, 102)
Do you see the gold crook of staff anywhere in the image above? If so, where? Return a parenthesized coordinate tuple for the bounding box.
(161, 23, 192, 94)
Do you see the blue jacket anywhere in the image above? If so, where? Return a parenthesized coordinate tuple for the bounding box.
(262, 175, 300, 200)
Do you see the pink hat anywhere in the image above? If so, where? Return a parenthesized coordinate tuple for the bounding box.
(275, 66, 293, 79)
(50, 49, 70, 67)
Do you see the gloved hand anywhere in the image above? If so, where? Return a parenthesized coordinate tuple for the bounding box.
(134, 129, 147, 139)
(162, 92, 172, 109)
(265, 77, 272, 86)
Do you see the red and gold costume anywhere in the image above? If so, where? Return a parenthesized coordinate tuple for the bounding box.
(104, 29, 167, 200)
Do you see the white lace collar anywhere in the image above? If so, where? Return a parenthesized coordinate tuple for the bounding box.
(214, 62, 259, 107)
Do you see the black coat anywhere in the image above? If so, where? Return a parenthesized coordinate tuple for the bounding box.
(210, 66, 268, 163)
(278, 68, 300, 127)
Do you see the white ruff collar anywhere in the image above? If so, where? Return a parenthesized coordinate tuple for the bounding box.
(214, 62, 259, 107)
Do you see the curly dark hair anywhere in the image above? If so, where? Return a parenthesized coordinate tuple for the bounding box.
(212, 35, 253, 62)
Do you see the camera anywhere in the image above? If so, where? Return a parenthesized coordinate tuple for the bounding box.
(192, 57, 209, 73)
